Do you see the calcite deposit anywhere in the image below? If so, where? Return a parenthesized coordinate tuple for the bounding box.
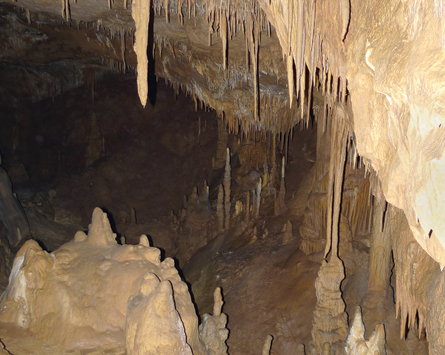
(0, 208, 227, 354)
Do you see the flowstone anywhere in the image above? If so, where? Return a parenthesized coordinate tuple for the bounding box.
(0, 207, 227, 354)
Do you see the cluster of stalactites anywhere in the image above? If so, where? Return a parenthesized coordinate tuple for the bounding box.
(66, 0, 351, 136)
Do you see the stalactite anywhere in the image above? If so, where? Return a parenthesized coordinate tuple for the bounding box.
(224, 148, 231, 230)
(61, 0, 70, 20)
(221, 9, 227, 70)
(340, 0, 350, 41)
(271, 133, 276, 189)
(331, 118, 347, 256)
(217, 184, 224, 233)
(253, 21, 260, 121)
(245, 191, 250, 225)
(324, 113, 336, 258)
(262, 335, 273, 355)
(164, 0, 169, 22)
(120, 28, 127, 74)
(367, 200, 391, 293)
(287, 54, 294, 107)
(132, 0, 151, 107)
(306, 69, 313, 127)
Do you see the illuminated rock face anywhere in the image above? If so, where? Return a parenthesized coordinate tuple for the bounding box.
(0, 208, 209, 354)
(347, 0, 445, 267)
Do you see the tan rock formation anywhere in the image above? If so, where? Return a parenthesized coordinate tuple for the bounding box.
(310, 256, 349, 354)
(224, 148, 231, 230)
(198, 287, 229, 355)
(0, 208, 207, 355)
(126, 278, 193, 355)
(345, 306, 386, 355)
(217, 184, 224, 233)
(261, 334, 273, 355)
(282, 220, 293, 245)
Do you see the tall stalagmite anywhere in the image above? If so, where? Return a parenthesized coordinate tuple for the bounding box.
(310, 114, 349, 354)
(224, 148, 231, 230)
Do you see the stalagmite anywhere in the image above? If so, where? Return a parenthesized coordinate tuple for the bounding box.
(213, 287, 223, 316)
(190, 186, 199, 205)
(254, 178, 262, 219)
(132, 0, 151, 107)
(310, 112, 348, 354)
(263, 158, 269, 191)
(282, 220, 293, 244)
(26, 8, 31, 24)
(345, 307, 387, 355)
(271, 133, 276, 189)
(224, 148, 231, 230)
(199, 181, 209, 203)
(296, 344, 305, 355)
(321, 343, 331, 355)
(276, 156, 286, 214)
(262, 334, 273, 355)
(198, 287, 229, 355)
(217, 184, 224, 233)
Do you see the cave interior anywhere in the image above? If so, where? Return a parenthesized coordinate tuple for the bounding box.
(0, 0, 444, 354)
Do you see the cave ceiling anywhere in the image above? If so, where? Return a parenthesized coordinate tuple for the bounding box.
(1, 0, 445, 268)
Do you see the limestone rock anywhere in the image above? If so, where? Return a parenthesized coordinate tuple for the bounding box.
(345, 306, 386, 355)
(310, 256, 348, 354)
(126, 278, 193, 355)
(198, 288, 229, 355)
(0, 208, 207, 355)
